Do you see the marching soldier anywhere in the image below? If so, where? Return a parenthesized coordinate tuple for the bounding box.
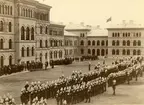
(88, 62, 91, 71)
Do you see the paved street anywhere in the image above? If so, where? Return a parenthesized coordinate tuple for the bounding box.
(0, 58, 144, 105)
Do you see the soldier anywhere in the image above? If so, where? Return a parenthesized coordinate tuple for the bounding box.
(85, 85, 91, 103)
(112, 79, 116, 95)
(88, 62, 91, 71)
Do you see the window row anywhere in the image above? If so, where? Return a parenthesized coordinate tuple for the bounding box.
(21, 47, 35, 57)
(81, 40, 108, 46)
(112, 40, 141, 46)
(21, 26, 34, 40)
(49, 51, 63, 59)
(65, 49, 73, 55)
(49, 29, 63, 36)
(112, 32, 141, 37)
(0, 39, 12, 49)
(65, 40, 73, 46)
(80, 33, 85, 37)
(81, 49, 108, 56)
(0, 5, 12, 15)
(0, 21, 12, 32)
(0, 56, 13, 68)
(112, 49, 141, 55)
(20, 8, 49, 21)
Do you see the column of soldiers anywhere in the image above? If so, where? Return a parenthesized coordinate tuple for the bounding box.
(20, 56, 144, 105)
(0, 93, 16, 105)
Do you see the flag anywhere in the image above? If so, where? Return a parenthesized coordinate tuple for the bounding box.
(106, 17, 112, 23)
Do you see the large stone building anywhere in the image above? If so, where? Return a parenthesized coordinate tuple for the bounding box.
(65, 21, 144, 58)
(0, 0, 143, 68)
(0, 0, 65, 67)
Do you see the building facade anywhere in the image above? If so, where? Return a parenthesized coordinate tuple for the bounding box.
(0, 0, 143, 68)
(0, 0, 65, 68)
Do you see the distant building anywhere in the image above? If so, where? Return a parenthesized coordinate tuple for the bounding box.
(65, 21, 144, 58)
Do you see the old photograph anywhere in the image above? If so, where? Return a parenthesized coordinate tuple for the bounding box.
(0, 0, 144, 105)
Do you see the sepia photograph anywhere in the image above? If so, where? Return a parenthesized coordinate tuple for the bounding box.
(0, 0, 144, 105)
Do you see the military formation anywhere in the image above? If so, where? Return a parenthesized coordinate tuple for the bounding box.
(0, 93, 16, 105)
(0, 56, 144, 105)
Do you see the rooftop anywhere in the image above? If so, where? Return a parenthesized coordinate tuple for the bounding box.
(64, 31, 78, 36)
(65, 22, 91, 30)
(87, 26, 108, 37)
(107, 20, 144, 29)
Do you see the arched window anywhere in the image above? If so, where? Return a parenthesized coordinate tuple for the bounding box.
(7, 6, 9, 15)
(97, 40, 100, 46)
(106, 40, 108, 46)
(123, 40, 126, 46)
(128, 33, 130, 37)
(112, 40, 115, 46)
(122, 49, 126, 55)
(116, 49, 119, 55)
(0, 39, 3, 49)
(32, 47, 34, 56)
(0, 21, 4, 31)
(118, 33, 120, 37)
(10, 6, 12, 15)
(21, 26, 25, 40)
(31, 27, 34, 40)
(92, 40, 95, 46)
(137, 50, 141, 55)
(116, 40, 119, 46)
(97, 49, 100, 56)
(127, 40, 130, 46)
(106, 49, 108, 55)
(112, 33, 114, 37)
(40, 53, 42, 62)
(26, 27, 30, 40)
(123, 33, 125, 37)
(88, 49, 91, 54)
(45, 26, 48, 34)
(138, 40, 141, 46)
(88, 40, 91, 45)
(139, 32, 141, 37)
(45, 40, 48, 48)
(80, 40, 84, 45)
(9, 55, 12, 65)
(40, 26, 43, 34)
(40, 40, 42, 48)
(9, 22, 12, 32)
(126, 33, 127, 37)
(127, 49, 130, 55)
(115, 33, 117, 37)
(92, 49, 95, 55)
(81, 49, 84, 54)
(27, 47, 29, 57)
(133, 49, 136, 55)
(101, 40, 105, 46)
(2, 5, 4, 14)
(1, 56, 4, 67)
(9, 39, 12, 49)
(45, 53, 47, 59)
(50, 52, 52, 59)
(21, 47, 25, 57)
(101, 49, 105, 56)
(112, 49, 115, 55)
(133, 40, 136, 46)
(5, 6, 7, 14)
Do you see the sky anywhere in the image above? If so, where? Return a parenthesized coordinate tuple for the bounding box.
(38, 0, 144, 28)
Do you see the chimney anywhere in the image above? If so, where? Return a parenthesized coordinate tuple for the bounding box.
(97, 25, 100, 29)
(122, 20, 126, 24)
(80, 22, 84, 26)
